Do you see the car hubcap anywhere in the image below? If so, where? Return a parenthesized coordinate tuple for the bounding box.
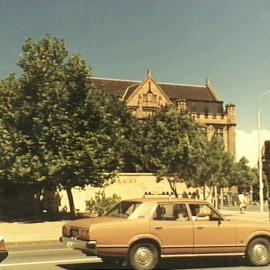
(134, 247, 152, 266)
(253, 243, 268, 262)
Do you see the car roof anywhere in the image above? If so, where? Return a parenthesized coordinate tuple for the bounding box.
(123, 197, 209, 204)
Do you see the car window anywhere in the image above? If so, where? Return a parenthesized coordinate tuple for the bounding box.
(153, 203, 189, 221)
(105, 201, 142, 218)
(189, 204, 221, 221)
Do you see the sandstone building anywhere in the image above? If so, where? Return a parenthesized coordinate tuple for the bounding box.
(92, 71, 237, 157)
(60, 72, 237, 211)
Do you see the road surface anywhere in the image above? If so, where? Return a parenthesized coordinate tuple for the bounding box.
(0, 243, 270, 270)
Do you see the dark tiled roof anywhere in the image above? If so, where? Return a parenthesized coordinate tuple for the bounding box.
(159, 83, 216, 102)
(92, 78, 138, 97)
(123, 84, 140, 100)
(92, 78, 217, 102)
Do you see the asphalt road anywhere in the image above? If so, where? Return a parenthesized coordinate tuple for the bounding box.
(1, 243, 270, 270)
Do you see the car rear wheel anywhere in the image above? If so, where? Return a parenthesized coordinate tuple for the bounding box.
(129, 242, 159, 270)
(247, 237, 270, 266)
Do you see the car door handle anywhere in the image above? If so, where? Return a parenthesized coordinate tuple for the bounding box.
(196, 226, 204, 230)
(154, 226, 163, 230)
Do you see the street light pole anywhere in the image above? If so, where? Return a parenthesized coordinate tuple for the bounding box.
(257, 90, 270, 213)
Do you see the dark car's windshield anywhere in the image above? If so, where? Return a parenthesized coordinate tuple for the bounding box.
(105, 201, 142, 218)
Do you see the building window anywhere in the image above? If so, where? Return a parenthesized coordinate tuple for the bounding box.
(143, 93, 157, 102)
(214, 128, 224, 141)
(179, 102, 186, 110)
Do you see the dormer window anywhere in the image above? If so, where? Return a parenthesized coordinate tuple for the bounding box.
(177, 100, 186, 111)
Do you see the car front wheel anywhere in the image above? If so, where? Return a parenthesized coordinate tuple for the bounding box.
(247, 237, 270, 266)
(129, 242, 159, 270)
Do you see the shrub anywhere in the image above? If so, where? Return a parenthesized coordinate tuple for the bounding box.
(85, 190, 121, 216)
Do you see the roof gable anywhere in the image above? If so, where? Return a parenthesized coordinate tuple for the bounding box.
(126, 74, 172, 107)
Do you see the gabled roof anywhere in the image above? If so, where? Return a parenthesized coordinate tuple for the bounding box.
(91, 77, 219, 102)
(92, 78, 139, 97)
(159, 83, 218, 102)
(122, 83, 141, 100)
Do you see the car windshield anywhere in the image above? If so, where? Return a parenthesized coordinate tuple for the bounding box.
(105, 201, 142, 218)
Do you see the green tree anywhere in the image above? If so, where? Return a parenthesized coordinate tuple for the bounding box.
(141, 106, 235, 199)
(194, 138, 235, 199)
(0, 35, 137, 215)
(231, 157, 259, 192)
(142, 106, 209, 196)
(0, 75, 24, 183)
(85, 190, 121, 216)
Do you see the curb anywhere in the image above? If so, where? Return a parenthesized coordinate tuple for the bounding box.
(6, 239, 60, 248)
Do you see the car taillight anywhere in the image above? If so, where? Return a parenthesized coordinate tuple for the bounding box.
(0, 239, 6, 251)
(62, 225, 71, 237)
(79, 229, 90, 239)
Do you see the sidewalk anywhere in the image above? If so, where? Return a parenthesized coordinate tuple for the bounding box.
(220, 209, 270, 223)
(1, 210, 270, 247)
(0, 220, 66, 247)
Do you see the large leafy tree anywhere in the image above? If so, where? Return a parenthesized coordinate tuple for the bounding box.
(0, 75, 24, 183)
(142, 106, 209, 196)
(0, 35, 137, 214)
(193, 138, 235, 199)
(142, 106, 236, 198)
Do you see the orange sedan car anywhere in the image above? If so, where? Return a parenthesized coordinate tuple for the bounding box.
(60, 197, 270, 270)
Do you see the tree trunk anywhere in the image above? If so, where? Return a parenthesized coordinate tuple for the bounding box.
(168, 179, 178, 198)
(66, 187, 76, 216)
(214, 186, 218, 209)
(203, 185, 206, 200)
(249, 185, 253, 204)
(220, 187, 224, 209)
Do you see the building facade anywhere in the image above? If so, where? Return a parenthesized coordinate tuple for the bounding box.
(59, 72, 237, 211)
(92, 71, 237, 157)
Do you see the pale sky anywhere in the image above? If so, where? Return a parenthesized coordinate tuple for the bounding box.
(236, 129, 270, 167)
(1, 0, 270, 163)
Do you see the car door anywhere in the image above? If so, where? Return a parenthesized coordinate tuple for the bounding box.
(189, 203, 237, 254)
(150, 203, 194, 255)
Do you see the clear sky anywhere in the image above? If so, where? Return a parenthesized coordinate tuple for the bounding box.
(1, 0, 270, 136)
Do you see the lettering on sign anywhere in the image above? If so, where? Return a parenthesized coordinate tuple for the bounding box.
(116, 178, 137, 184)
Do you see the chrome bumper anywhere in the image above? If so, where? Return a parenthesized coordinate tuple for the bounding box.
(60, 237, 97, 255)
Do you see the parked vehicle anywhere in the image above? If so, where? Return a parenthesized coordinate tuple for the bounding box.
(0, 236, 8, 262)
(60, 197, 270, 270)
